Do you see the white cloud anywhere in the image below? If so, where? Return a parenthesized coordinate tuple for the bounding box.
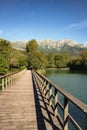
(67, 20, 87, 30)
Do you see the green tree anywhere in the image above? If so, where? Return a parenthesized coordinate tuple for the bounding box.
(26, 39, 38, 69)
(0, 38, 27, 73)
(47, 53, 56, 68)
(10, 49, 27, 69)
(0, 54, 8, 74)
(79, 50, 87, 58)
(55, 53, 69, 68)
(0, 39, 12, 69)
(79, 50, 87, 70)
(26, 39, 38, 52)
(26, 39, 48, 69)
(68, 50, 87, 71)
(68, 57, 83, 70)
(36, 51, 48, 69)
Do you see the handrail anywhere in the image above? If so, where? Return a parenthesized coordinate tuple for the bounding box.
(32, 70, 87, 130)
(0, 69, 26, 90)
(0, 71, 20, 78)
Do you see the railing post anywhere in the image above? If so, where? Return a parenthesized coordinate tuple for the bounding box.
(55, 92, 58, 116)
(8, 76, 10, 86)
(5, 77, 7, 87)
(49, 86, 52, 106)
(64, 97, 69, 130)
(10, 75, 12, 85)
(2, 78, 4, 90)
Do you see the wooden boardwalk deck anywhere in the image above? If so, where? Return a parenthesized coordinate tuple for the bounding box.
(0, 70, 62, 130)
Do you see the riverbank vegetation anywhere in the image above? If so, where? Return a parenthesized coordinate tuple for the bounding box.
(0, 38, 87, 75)
(0, 39, 27, 74)
(26, 39, 87, 72)
(68, 50, 87, 71)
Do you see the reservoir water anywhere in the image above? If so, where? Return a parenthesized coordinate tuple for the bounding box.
(45, 69, 87, 104)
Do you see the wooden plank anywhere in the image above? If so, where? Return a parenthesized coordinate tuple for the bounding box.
(0, 70, 37, 130)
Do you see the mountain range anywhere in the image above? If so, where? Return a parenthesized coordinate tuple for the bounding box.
(11, 39, 87, 55)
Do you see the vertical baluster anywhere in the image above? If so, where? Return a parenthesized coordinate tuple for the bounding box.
(52, 87, 55, 109)
(2, 78, 4, 90)
(55, 91, 58, 116)
(45, 83, 50, 101)
(64, 97, 69, 130)
(42, 79, 44, 89)
(9, 76, 11, 86)
(50, 86, 53, 106)
(39, 77, 42, 88)
(10, 75, 12, 85)
(45, 81, 48, 95)
(8, 76, 10, 86)
(9, 75, 11, 86)
(37, 76, 40, 87)
(43, 80, 46, 91)
(43, 80, 46, 94)
(45, 83, 49, 99)
(41, 78, 43, 88)
(5, 77, 7, 87)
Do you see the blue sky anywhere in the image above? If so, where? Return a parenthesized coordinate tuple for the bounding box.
(0, 0, 87, 43)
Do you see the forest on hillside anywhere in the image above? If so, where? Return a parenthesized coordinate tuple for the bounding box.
(0, 39, 27, 74)
(0, 38, 87, 75)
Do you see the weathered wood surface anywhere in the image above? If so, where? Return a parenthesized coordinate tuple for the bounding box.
(0, 70, 37, 130)
(0, 70, 62, 130)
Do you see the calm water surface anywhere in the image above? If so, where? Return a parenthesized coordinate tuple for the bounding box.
(45, 70, 87, 104)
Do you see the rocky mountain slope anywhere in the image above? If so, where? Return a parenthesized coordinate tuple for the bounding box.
(11, 39, 87, 55)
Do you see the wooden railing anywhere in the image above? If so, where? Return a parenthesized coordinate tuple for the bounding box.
(32, 70, 87, 130)
(0, 69, 26, 91)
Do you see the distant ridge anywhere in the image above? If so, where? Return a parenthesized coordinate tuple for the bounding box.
(11, 39, 87, 55)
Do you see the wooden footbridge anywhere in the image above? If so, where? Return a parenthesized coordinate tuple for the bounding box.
(0, 70, 87, 130)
